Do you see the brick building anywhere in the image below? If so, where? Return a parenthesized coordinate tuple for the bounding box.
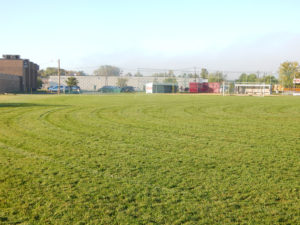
(0, 55, 39, 93)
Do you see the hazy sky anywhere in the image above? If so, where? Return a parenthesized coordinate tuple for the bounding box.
(1, 0, 300, 76)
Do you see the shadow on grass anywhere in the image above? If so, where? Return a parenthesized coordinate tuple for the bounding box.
(0, 103, 68, 108)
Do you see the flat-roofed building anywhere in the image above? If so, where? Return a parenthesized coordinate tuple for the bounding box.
(0, 55, 39, 92)
(235, 83, 272, 95)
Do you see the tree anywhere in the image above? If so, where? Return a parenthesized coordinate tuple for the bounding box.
(229, 82, 235, 94)
(153, 70, 175, 78)
(134, 72, 143, 77)
(39, 67, 86, 77)
(236, 73, 248, 82)
(208, 72, 226, 82)
(163, 77, 177, 84)
(200, 68, 209, 79)
(236, 73, 258, 82)
(66, 77, 78, 88)
(247, 73, 258, 82)
(167, 70, 175, 77)
(66, 70, 86, 76)
(94, 65, 121, 76)
(37, 77, 43, 89)
(116, 78, 128, 87)
(39, 67, 65, 77)
(187, 73, 195, 78)
(279, 61, 300, 88)
(260, 75, 278, 84)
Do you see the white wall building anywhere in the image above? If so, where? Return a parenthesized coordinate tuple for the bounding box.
(44, 76, 205, 91)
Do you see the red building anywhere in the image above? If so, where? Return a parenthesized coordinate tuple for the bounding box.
(189, 82, 220, 93)
(200, 82, 220, 93)
(189, 82, 201, 93)
(0, 55, 39, 92)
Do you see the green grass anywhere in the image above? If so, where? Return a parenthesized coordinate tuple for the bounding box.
(0, 94, 299, 224)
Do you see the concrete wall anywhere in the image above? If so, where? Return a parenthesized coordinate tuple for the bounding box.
(0, 74, 21, 93)
(45, 76, 205, 91)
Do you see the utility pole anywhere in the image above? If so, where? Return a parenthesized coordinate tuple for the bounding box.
(293, 68, 297, 95)
(58, 59, 61, 94)
(222, 81, 225, 96)
(105, 67, 108, 86)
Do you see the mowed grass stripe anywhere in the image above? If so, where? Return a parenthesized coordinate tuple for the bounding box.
(0, 95, 299, 224)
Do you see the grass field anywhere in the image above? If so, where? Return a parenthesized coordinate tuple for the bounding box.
(0, 94, 299, 224)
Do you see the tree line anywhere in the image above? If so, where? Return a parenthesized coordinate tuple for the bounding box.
(39, 61, 300, 88)
(39, 67, 86, 77)
(235, 61, 300, 88)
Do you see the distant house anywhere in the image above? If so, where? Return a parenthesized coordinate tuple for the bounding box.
(0, 55, 39, 93)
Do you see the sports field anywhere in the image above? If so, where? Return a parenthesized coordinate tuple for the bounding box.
(0, 94, 299, 224)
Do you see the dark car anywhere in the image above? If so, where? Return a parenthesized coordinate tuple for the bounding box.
(121, 86, 135, 93)
(65, 86, 81, 93)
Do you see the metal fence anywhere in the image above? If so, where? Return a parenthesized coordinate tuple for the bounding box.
(43, 75, 206, 92)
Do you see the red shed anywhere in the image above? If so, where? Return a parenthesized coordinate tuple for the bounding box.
(208, 82, 220, 93)
(189, 82, 201, 93)
(200, 82, 220, 93)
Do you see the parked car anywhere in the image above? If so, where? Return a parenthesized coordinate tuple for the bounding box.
(65, 86, 81, 92)
(48, 85, 65, 92)
(98, 86, 121, 93)
(72, 86, 81, 91)
(121, 86, 135, 93)
(48, 85, 80, 93)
